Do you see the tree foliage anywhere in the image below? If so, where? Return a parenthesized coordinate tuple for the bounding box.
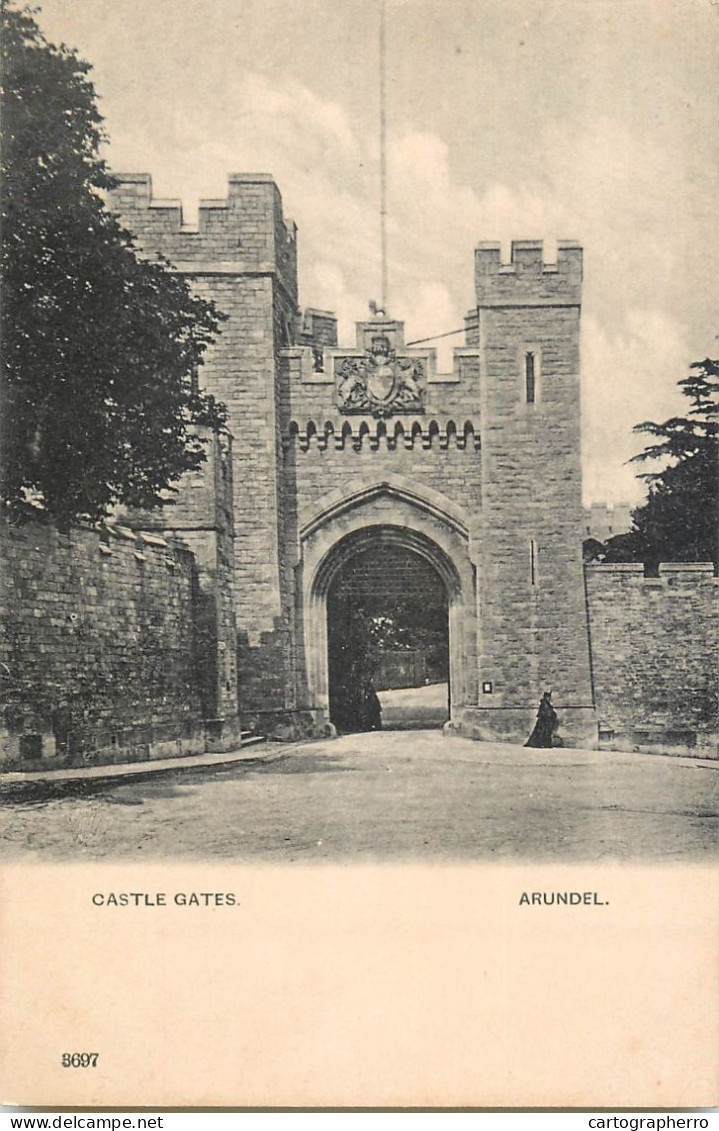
(594, 357, 718, 568)
(0, 2, 227, 528)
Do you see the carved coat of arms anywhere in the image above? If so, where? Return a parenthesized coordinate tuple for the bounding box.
(336, 335, 425, 417)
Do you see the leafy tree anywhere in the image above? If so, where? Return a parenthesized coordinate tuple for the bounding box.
(594, 357, 718, 568)
(0, 2, 227, 528)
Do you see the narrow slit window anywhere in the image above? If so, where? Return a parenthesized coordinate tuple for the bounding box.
(525, 351, 536, 404)
(529, 539, 537, 586)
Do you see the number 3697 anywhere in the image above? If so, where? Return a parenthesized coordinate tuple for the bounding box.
(61, 1053, 99, 1067)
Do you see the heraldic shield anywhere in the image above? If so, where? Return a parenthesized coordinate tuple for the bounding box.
(335, 334, 425, 417)
(367, 358, 396, 403)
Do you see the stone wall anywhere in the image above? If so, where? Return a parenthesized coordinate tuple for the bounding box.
(284, 436, 482, 520)
(122, 428, 240, 748)
(0, 518, 206, 768)
(585, 563, 718, 756)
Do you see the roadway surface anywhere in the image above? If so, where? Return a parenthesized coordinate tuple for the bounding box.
(1, 729, 716, 861)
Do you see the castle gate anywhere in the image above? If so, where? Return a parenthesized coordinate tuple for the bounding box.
(110, 175, 598, 748)
(326, 539, 450, 730)
(298, 481, 477, 732)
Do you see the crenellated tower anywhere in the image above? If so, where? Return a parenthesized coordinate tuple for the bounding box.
(463, 239, 595, 745)
(109, 174, 307, 731)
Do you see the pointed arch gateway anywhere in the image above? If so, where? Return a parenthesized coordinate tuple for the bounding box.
(298, 478, 478, 730)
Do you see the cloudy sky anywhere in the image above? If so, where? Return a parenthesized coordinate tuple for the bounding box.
(34, 0, 718, 504)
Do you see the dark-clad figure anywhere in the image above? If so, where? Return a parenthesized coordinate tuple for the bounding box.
(333, 660, 382, 733)
(525, 691, 558, 748)
(359, 677, 382, 732)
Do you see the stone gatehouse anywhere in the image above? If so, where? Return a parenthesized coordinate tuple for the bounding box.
(109, 172, 598, 747)
(2, 171, 716, 767)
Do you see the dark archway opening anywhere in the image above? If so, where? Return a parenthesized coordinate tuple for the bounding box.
(327, 545, 449, 733)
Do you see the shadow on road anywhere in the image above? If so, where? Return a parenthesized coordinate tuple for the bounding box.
(0, 749, 360, 808)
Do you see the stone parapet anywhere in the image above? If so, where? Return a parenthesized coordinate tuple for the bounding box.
(475, 240, 582, 307)
(110, 173, 298, 301)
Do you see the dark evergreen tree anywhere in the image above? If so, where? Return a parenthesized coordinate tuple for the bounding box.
(600, 357, 718, 568)
(0, 2, 227, 528)
(582, 537, 607, 564)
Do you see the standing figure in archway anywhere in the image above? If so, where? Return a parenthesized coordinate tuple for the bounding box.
(333, 662, 382, 733)
(525, 691, 559, 748)
(358, 675, 382, 731)
(330, 609, 383, 733)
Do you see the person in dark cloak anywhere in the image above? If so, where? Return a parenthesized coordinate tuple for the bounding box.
(358, 677, 382, 731)
(525, 691, 558, 748)
(334, 657, 382, 733)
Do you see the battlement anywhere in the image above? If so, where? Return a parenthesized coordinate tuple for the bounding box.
(585, 562, 717, 585)
(475, 239, 582, 307)
(109, 173, 298, 298)
(297, 308, 338, 350)
(112, 172, 295, 231)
